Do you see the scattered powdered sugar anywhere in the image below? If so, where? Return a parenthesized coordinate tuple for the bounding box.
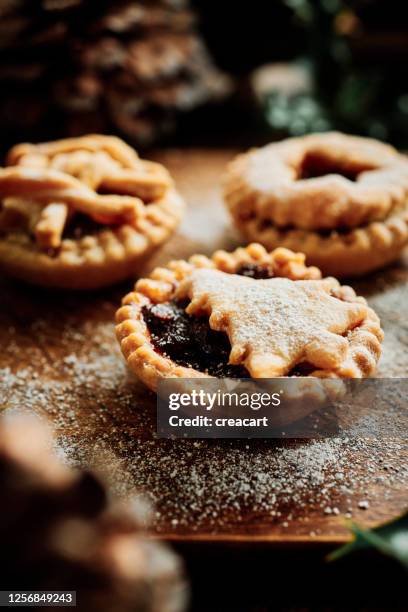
(1, 270, 408, 537)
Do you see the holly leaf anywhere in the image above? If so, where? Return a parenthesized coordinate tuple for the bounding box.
(328, 512, 408, 569)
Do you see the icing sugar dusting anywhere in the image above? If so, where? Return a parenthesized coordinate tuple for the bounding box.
(180, 269, 366, 376)
(0, 262, 407, 538)
(0, 309, 406, 537)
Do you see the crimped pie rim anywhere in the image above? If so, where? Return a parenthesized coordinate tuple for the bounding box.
(232, 207, 408, 277)
(115, 243, 384, 391)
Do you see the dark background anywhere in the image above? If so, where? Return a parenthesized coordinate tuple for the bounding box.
(181, 543, 407, 611)
(1, 0, 407, 151)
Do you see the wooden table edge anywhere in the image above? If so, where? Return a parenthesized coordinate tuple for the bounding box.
(146, 532, 352, 548)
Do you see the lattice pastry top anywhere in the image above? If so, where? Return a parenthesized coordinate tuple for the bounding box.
(0, 135, 184, 288)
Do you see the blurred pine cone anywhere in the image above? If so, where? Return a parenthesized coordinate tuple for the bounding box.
(0, 0, 231, 147)
(0, 416, 187, 612)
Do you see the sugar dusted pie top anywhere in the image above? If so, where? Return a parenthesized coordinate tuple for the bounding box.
(224, 132, 408, 231)
(176, 268, 368, 377)
(116, 243, 384, 390)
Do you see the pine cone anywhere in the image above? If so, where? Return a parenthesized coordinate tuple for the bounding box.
(0, 417, 187, 612)
(0, 0, 231, 147)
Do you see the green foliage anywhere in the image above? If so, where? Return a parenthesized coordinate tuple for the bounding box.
(328, 512, 408, 570)
(264, 92, 330, 136)
(269, 1, 408, 145)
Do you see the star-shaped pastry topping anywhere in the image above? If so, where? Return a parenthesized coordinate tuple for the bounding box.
(176, 269, 368, 377)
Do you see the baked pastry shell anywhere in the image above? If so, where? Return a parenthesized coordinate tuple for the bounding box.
(0, 185, 184, 290)
(116, 243, 383, 391)
(232, 208, 408, 278)
(223, 133, 408, 277)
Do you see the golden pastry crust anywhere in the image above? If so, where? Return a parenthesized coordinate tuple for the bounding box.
(224, 132, 407, 230)
(234, 207, 408, 278)
(223, 132, 408, 276)
(0, 136, 184, 289)
(7, 134, 170, 202)
(116, 243, 383, 391)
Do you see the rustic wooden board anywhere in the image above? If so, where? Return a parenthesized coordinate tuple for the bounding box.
(1, 149, 408, 546)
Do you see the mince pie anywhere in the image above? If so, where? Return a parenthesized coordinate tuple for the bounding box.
(0, 135, 184, 289)
(223, 132, 408, 277)
(116, 243, 383, 390)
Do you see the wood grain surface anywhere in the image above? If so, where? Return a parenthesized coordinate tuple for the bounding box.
(1, 148, 407, 546)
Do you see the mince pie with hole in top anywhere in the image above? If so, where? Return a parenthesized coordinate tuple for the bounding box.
(116, 243, 383, 391)
(223, 132, 408, 278)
